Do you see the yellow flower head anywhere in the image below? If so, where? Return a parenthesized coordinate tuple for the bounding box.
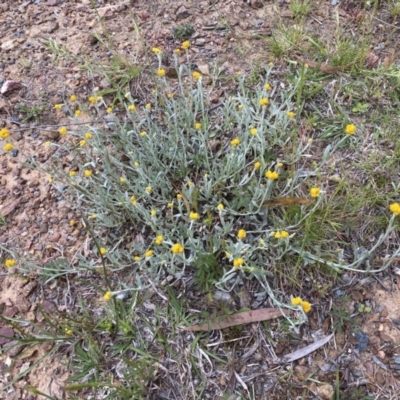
(134, 161, 140, 167)
(80, 140, 87, 147)
(254, 161, 261, 170)
(390, 203, 400, 216)
(88, 96, 96, 104)
(65, 329, 73, 335)
(5, 259, 16, 268)
(75, 109, 82, 117)
(130, 195, 138, 206)
(195, 122, 202, 130)
(120, 177, 126, 183)
(274, 230, 289, 239)
(189, 211, 199, 220)
(151, 209, 157, 216)
(181, 41, 190, 50)
(145, 250, 154, 258)
(70, 94, 76, 101)
(155, 235, 163, 245)
(192, 71, 202, 81)
(128, 104, 136, 112)
(217, 203, 224, 211)
(265, 170, 279, 180)
(107, 107, 113, 114)
(70, 219, 77, 226)
(231, 138, 240, 147)
(152, 47, 162, 54)
(134, 256, 141, 261)
(84, 169, 92, 177)
(250, 127, 258, 136)
(85, 132, 93, 139)
(291, 297, 302, 306)
(146, 186, 152, 193)
(145, 103, 152, 109)
(264, 83, 272, 91)
(177, 193, 183, 199)
(277, 162, 283, 168)
(237, 229, 246, 239)
(345, 124, 356, 135)
(103, 291, 112, 301)
(167, 93, 173, 99)
(100, 247, 107, 256)
(157, 69, 166, 77)
(287, 111, 295, 119)
(69, 171, 76, 177)
(58, 127, 67, 136)
(238, 104, 243, 110)
(174, 48, 181, 54)
(54, 104, 62, 110)
(3, 143, 13, 152)
(167, 202, 173, 207)
(259, 98, 269, 107)
(301, 300, 311, 313)
(233, 258, 244, 268)
(171, 243, 184, 254)
(140, 131, 147, 137)
(0, 128, 10, 139)
(310, 187, 321, 198)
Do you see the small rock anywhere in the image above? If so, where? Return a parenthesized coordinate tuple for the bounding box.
(47, 0, 63, 5)
(10, 149, 19, 158)
(47, 21, 59, 33)
(175, 5, 190, 20)
(12, 131, 23, 141)
(31, 199, 41, 209)
(378, 350, 386, 359)
(0, 235, 8, 243)
(3, 306, 18, 318)
(198, 64, 210, 75)
(99, 78, 110, 88)
(195, 38, 207, 46)
(353, 330, 369, 352)
(380, 332, 393, 343)
(41, 130, 59, 140)
(41, 300, 56, 314)
(316, 384, 334, 400)
(1, 40, 16, 51)
(48, 232, 61, 242)
(0, 326, 14, 345)
(1, 80, 23, 94)
(39, 223, 48, 234)
(3, 340, 23, 357)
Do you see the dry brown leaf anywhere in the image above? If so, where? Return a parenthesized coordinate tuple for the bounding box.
(0, 199, 20, 217)
(182, 308, 287, 331)
(262, 197, 312, 208)
(383, 49, 395, 69)
(365, 51, 379, 68)
(293, 54, 351, 74)
(277, 334, 334, 363)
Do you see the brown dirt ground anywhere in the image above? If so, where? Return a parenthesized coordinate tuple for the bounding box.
(1, 0, 400, 399)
